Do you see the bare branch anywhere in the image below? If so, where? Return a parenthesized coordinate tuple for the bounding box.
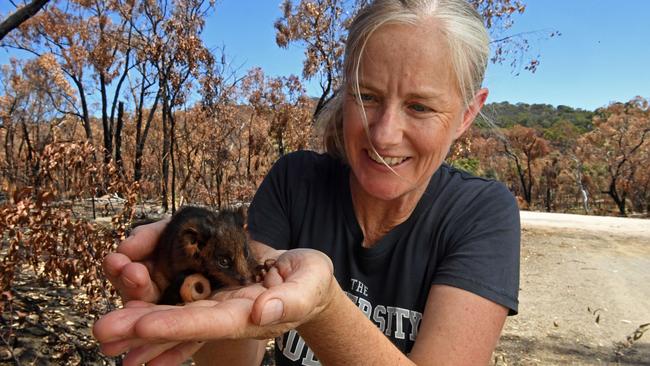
(0, 0, 51, 41)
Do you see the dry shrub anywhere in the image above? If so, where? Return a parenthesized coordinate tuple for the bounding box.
(0, 142, 139, 315)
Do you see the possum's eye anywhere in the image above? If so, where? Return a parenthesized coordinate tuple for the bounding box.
(216, 256, 232, 269)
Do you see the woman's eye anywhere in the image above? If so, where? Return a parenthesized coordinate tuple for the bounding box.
(217, 256, 231, 269)
(359, 93, 376, 103)
(409, 103, 432, 113)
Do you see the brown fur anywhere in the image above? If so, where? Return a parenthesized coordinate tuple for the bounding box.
(149, 206, 259, 305)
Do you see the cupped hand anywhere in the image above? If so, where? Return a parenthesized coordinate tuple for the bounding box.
(93, 248, 335, 366)
(102, 218, 170, 303)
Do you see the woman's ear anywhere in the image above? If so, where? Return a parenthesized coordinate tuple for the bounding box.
(454, 88, 489, 139)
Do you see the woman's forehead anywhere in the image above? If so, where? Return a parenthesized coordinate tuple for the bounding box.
(373, 18, 443, 42)
(356, 21, 458, 98)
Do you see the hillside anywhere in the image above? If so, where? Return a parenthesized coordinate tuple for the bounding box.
(478, 101, 594, 132)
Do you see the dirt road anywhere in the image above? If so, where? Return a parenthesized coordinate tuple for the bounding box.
(494, 211, 650, 365)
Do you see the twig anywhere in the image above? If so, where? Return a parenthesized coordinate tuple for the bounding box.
(0, 293, 22, 366)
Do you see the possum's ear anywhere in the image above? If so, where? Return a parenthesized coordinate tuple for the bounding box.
(233, 206, 247, 229)
(181, 227, 201, 257)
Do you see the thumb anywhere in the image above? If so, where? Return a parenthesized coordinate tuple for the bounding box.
(250, 261, 335, 327)
(257, 297, 286, 326)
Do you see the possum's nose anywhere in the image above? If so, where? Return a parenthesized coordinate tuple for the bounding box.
(238, 274, 252, 285)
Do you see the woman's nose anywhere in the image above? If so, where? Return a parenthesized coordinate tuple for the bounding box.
(368, 104, 403, 148)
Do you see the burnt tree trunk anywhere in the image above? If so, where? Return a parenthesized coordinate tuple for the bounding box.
(114, 102, 125, 174)
(161, 89, 170, 213)
(70, 75, 93, 142)
(133, 89, 160, 182)
(313, 72, 333, 119)
(100, 73, 112, 164)
(170, 110, 177, 213)
(605, 179, 627, 217)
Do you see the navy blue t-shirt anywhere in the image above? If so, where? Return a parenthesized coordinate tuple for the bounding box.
(248, 151, 520, 365)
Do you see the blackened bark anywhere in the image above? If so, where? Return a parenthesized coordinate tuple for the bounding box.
(100, 73, 112, 164)
(0, 0, 50, 41)
(134, 89, 160, 182)
(114, 102, 125, 174)
(313, 71, 333, 119)
(526, 152, 534, 205)
(606, 179, 627, 217)
(161, 90, 170, 213)
(170, 110, 176, 213)
(70, 75, 93, 141)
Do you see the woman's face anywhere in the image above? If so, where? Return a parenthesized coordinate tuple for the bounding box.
(343, 20, 482, 204)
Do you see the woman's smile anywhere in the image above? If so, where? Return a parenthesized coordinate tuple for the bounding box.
(365, 149, 410, 167)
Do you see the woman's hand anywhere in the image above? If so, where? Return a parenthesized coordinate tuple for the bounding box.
(93, 248, 335, 365)
(102, 219, 169, 303)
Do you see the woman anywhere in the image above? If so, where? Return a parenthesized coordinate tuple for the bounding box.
(93, 0, 520, 365)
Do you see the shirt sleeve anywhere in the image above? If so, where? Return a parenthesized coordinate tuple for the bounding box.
(247, 155, 293, 250)
(432, 181, 521, 315)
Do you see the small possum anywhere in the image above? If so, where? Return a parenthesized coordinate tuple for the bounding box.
(149, 206, 262, 305)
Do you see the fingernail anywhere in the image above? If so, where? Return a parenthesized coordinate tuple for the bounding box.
(122, 277, 137, 289)
(260, 299, 284, 326)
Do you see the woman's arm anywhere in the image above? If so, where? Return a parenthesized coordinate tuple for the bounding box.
(192, 339, 267, 366)
(297, 281, 507, 365)
(409, 285, 508, 364)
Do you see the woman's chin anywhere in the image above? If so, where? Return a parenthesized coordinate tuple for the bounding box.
(354, 176, 411, 202)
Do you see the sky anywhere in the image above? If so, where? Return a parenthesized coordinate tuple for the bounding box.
(202, 0, 650, 111)
(1, 0, 649, 111)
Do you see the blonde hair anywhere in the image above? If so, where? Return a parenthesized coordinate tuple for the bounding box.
(317, 0, 489, 160)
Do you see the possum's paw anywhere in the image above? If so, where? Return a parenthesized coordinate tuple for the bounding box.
(253, 259, 277, 283)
